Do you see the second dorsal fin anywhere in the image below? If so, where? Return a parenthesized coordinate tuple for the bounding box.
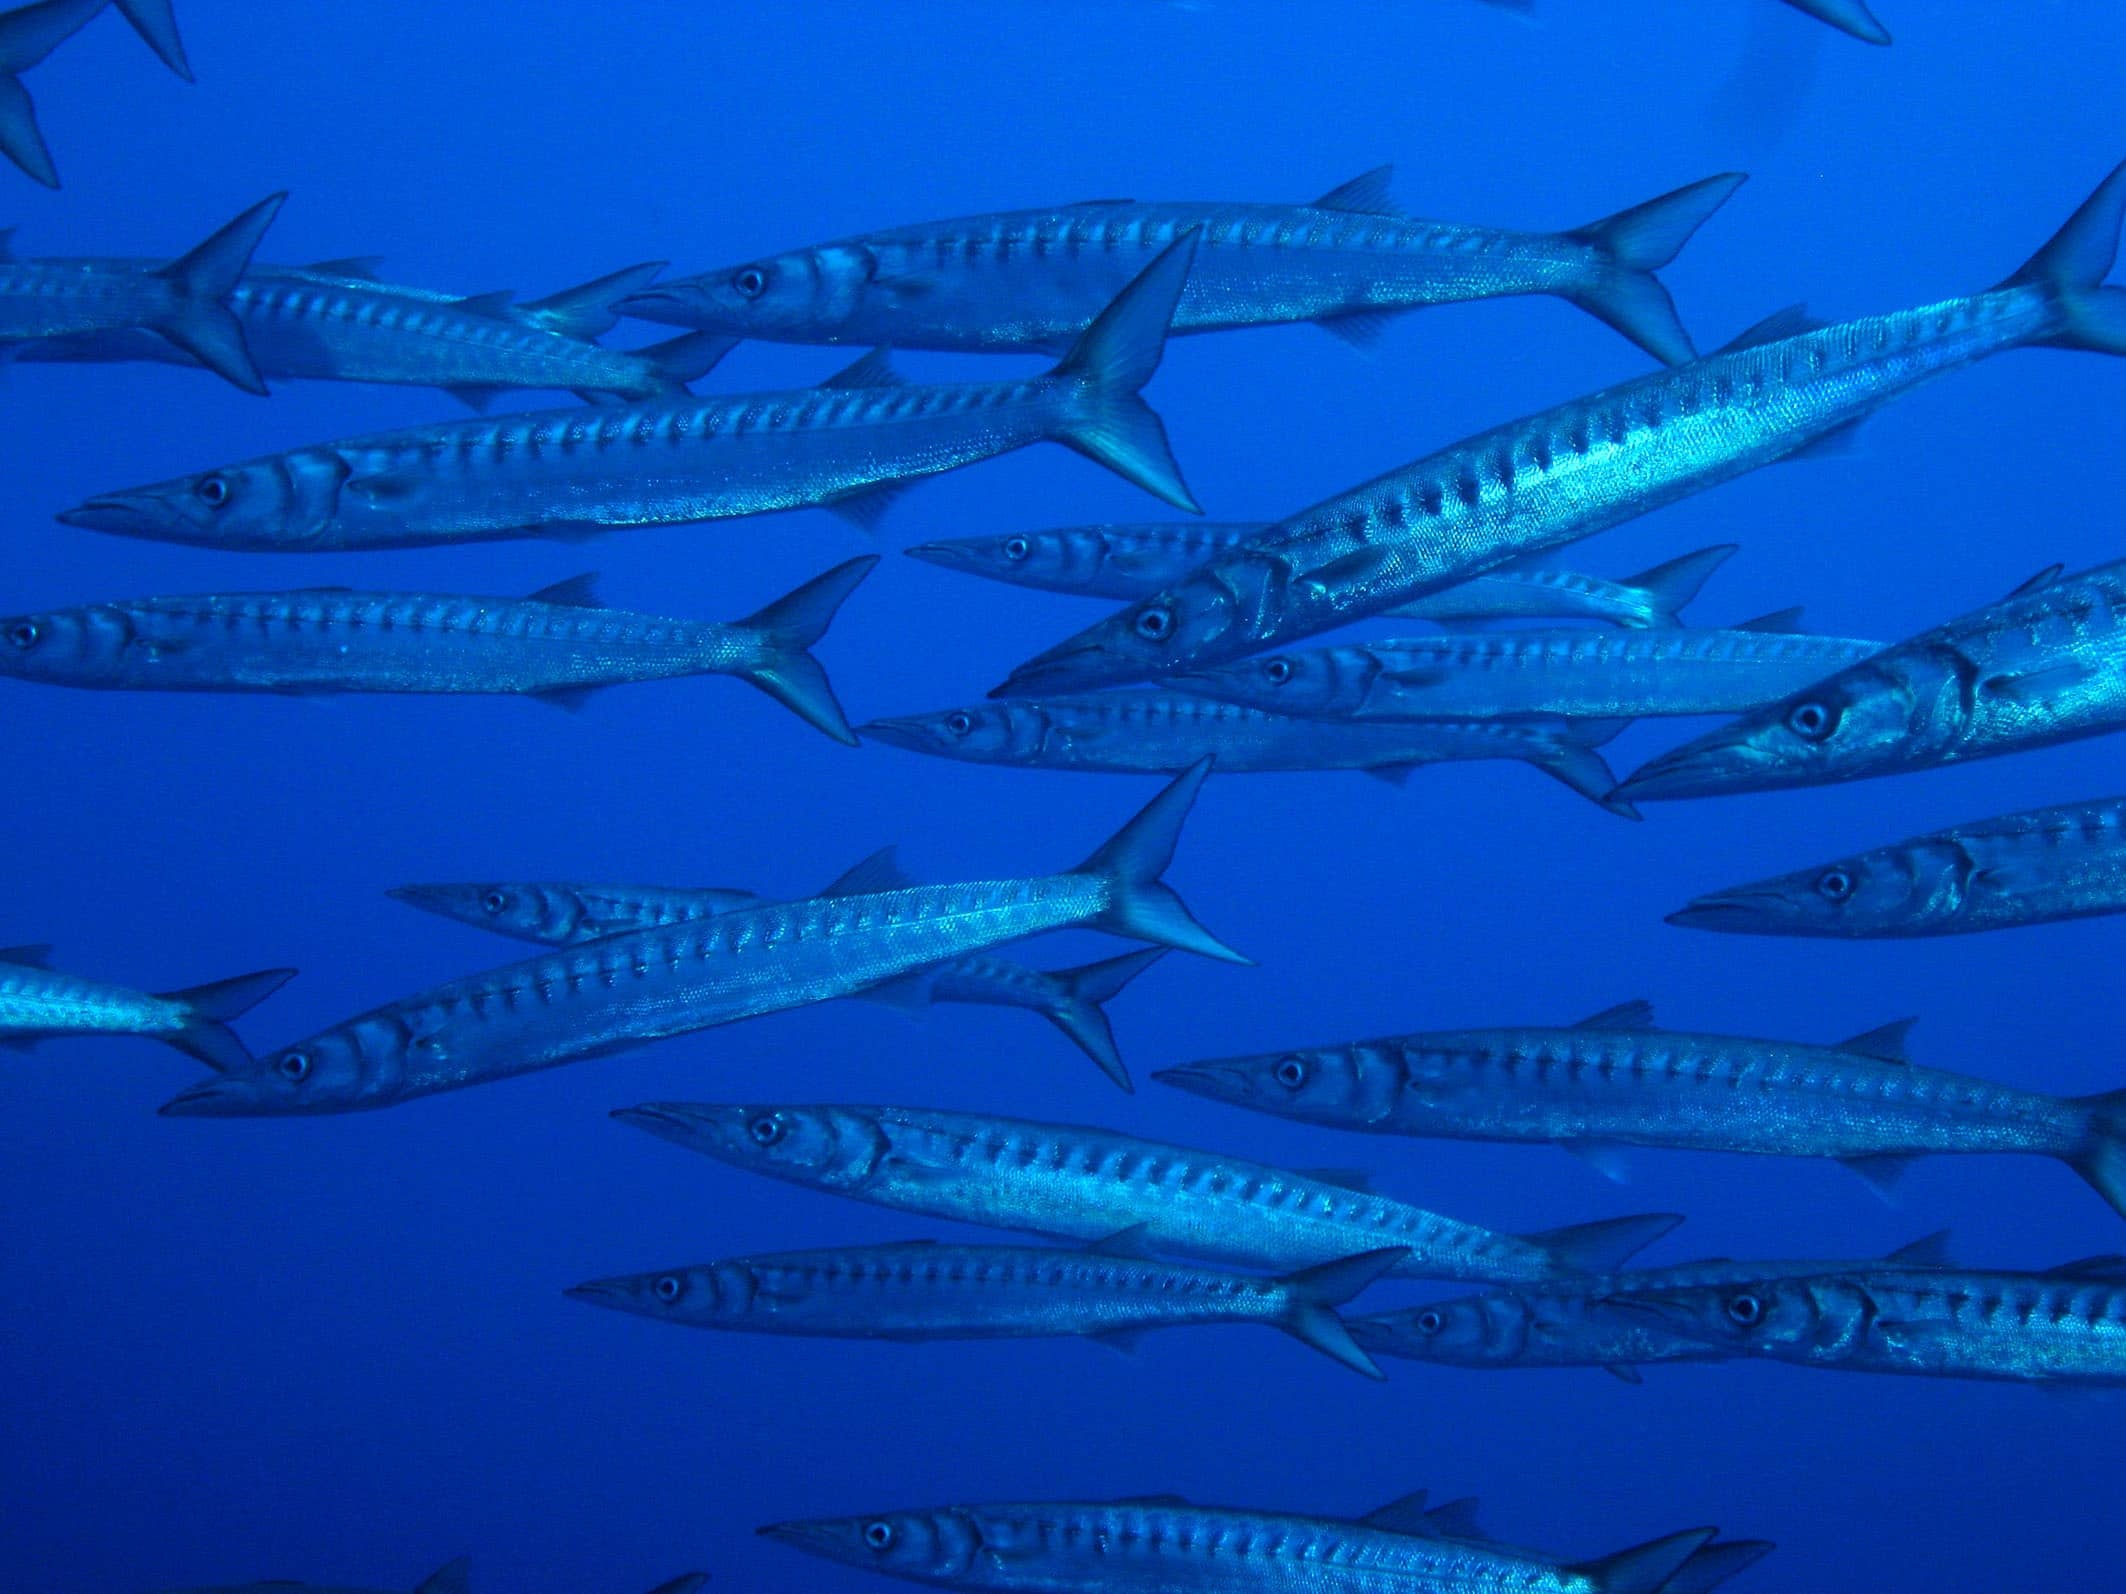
(820, 846, 914, 897)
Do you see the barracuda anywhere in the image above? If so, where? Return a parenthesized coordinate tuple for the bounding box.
(1603, 1260, 2126, 1386)
(19, 257, 729, 404)
(156, 762, 1244, 1116)
(1156, 1001, 2126, 1218)
(624, 167, 1744, 366)
(386, 874, 1168, 1089)
(567, 1234, 1408, 1378)
(0, 558, 875, 742)
(1669, 796, 2126, 938)
(0, 0, 190, 188)
(613, 1101, 1681, 1286)
(1169, 615, 1880, 722)
(1618, 559, 2126, 800)
(908, 523, 1735, 628)
(58, 233, 1202, 552)
(159, 1562, 706, 1594)
(995, 161, 2126, 697)
(860, 692, 1638, 815)
(0, 945, 293, 1072)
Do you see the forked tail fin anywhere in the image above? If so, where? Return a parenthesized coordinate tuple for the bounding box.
(2005, 159, 2126, 356)
(153, 192, 287, 394)
(1040, 948, 1169, 1092)
(159, 966, 299, 1073)
(1519, 718, 1640, 818)
(113, 0, 192, 79)
(733, 555, 879, 744)
(1051, 230, 1202, 513)
(1625, 544, 1739, 627)
(1277, 1247, 1410, 1378)
(1076, 759, 1249, 964)
(1564, 173, 1749, 366)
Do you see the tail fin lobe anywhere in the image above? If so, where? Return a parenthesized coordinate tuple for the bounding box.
(158, 966, 299, 1073)
(2071, 1087, 2126, 1218)
(1567, 1530, 1721, 1594)
(1277, 1246, 1410, 1378)
(521, 262, 668, 339)
(1077, 760, 1248, 964)
(154, 192, 287, 393)
(2007, 160, 2126, 355)
(1564, 173, 1748, 365)
(1525, 1211, 1684, 1274)
(733, 555, 878, 744)
(1042, 948, 1169, 1092)
(1626, 544, 1739, 626)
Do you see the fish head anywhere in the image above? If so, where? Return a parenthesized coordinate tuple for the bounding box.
(611, 1102, 895, 1191)
(619, 245, 863, 340)
(1154, 1044, 1391, 1126)
(57, 450, 352, 552)
(861, 702, 1042, 762)
(905, 530, 1078, 590)
(760, 1507, 985, 1582)
(1351, 1291, 1530, 1366)
(995, 554, 1287, 696)
(387, 881, 590, 944)
(1668, 837, 1965, 936)
(1595, 1276, 1827, 1354)
(158, 1025, 378, 1116)
(0, 603, 130, 684)
(565, 1262, 735, 1323)
(1169, 644, 1369, 717)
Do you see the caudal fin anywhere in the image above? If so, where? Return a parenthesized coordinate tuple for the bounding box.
(1076, 759, 1248, 964)
(1626, 544, 1739, 627)
(1567, 1529, 1721, 1594)
(1663, 1539, 1777, 1594)
(2070, 1088, 2126, 1219)
(733, 555, 878, 744)
(0, 74, 54, 187)
(2005, 160, 2126, 356)
(113, 0, 193, 80)
(1277, 1247, 1410, 1378)
(153, 192, 286, 394)
(1051, 230, 1202, 513)
(1522, 718, 1640, 819)
(1564, 174, 1748, 366)
(1042, 947, 1169, 1093)
(520, 262, 669, 339)
(1524, 1211, 1684, 1275)
(1778, 0, 1890, 44)
(158, 966, 299, 1073)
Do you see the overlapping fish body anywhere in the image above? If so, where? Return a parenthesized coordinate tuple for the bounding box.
(567, 1236, 1407, 1377)
(995, 162, 2126, 697)
(1604, 1261, 2126, 1386)
(1170, 620, 1879, 722)
(0, 945, 293, 1072)
(1156, 1002, 2126, 1218)
(761, 1495, 1723, 1594)
(614, 1100, 1681, 1286)
(1670, 796, 2126, 937)
(908, 523, 1734, 629)
(860, 692, 1636, 814)
(624, 168, 1745, 366)
(1619, 559, 2126, 800)
(19, 259, 728, 403)
(58, 236, 1203, 552)
(157, 764, 1244, 1116)
(0, 558, 875, 741)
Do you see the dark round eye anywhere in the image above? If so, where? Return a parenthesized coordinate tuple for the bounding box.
(1786, 700, 1834, 741)
(654, 1274, 684, 1303)
(1134, 606, 1174, 642)
(277, 1051, 311, 1083)
(6, 621, 38, 650)
(195, 474, 230, 508)
(480, 890, 510, 916)
(1815, 868, 1855, 903)
(1273, 1056, 1308, 1090)
(1726, 1293, 1764, 1326)
(1262, 658, 1292, 685)
(863, 1522, 897, 1552)
(1415, 1309, 1444, 1336)
(944, 711, 973, 737)
(747, 1114, 785, 1147)
(1003, 536, 1030, 562)
(733, 266, 767, 300)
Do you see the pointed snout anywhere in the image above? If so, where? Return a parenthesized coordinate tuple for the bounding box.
(615, 285, 712, 328)
(990, 638, 1117, 700)
(1611, 740, 1741, 803)
(55, 493, 161, 539)
(855, 716, 933, 751)
(610, 1101, 722, 1145)
(562, 1278, 629, 1308)
(1664, 888, 1788, 932)
(158, 1076, 248, 1116)
(901, 541, 971, 571)
(1150, 1060, 1249, 1101)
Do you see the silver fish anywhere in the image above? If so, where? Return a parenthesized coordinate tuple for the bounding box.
(614, 1100, 1681, 1286)
(0, 944, 293, 1071)
(1669, 796, 2126, 938)
(1618, 559, 2126, 801)
(157, 1561, 705, 1594)
(994, 161, 2126, 698)
(623, 167, 1745, 367)
(567, 1233, 1408, 1378)
(861, 692, 1639, 815)
(0, 557, 875, 742)
(157, 762, 1244, 1116)
(58, 234, 1204, 552)
(0, 0, 188, 188)
(1156, 1000, 2126, 1219)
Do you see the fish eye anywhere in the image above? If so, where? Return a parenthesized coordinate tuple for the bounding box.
(277, 1051, 312, 1083)
(5, 621, 38, 650)
(733, 266, 768, 300)
(1003, 536, 1030, 562)
(863, 1522, 897, 1552)
(1262, 658, 1292, 685)
(653, 1274, 684, 1303)
(195, 474, 231, 508)
(1786, 700, 1835, 741)
(944, 711, 974, 737)
(480, 890, 511, 915)
(1815, 868, 1855, 903)
(747, 1113, 786, 1147)
(1415, 1309, 1444, 1336)
(1135, 606, 1174, 643)
(1273, 1055, 1308, 1090)
(1726, 1292, 1764, 1326)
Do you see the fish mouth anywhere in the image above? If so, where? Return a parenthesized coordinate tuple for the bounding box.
(1665, 889, 1791, 932)
(562, 1279, 629, 1307)
(615, 287, 711, 327)
(158, 1076, 257, 1117)
(1611, 738, 1750, 803)
(756, 1521, 846, 1556)
(901, 541, 973, 571)
(610, 1101, 724, 1145)
(989, 635, 1131, 699)
(55, 493, 164, 539)
(1150, 1061, 1251, 1101)
(855, 716, 936, 751)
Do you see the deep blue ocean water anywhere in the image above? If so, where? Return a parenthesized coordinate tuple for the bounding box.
(4, 3, 2124, 1590)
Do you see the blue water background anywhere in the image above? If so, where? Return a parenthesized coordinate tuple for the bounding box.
(5, 3, 2124, 1590)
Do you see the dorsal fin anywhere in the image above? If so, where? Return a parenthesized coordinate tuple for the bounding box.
(1423, 1498, 1485, 1539)
(1732, 607, 1807, 634)
(1082, 1223, 1157, 1258)
(453, 289, 517, 318)
(1296, 1168, 1375, 1193)
(303, 255, 384, 279)
(1713, 304, 1822, 355)
(2043, 1255, 2126, 1280)
(1883, 1230, 1954, 1267)
(527, 573, 602, 608)
(0, 944, 54, 968)
(1310, 165, 1401, 216)
(822, 348, 903, 389)
(1837, 1018, 1916, 1063)
(821, 846, 914, 898)
(1576, 1000, 1655, 1031)
(1360, 1491, 1440, 1536)
(2006, 563, 2066, 601)
(413, 1558, 471, 1594)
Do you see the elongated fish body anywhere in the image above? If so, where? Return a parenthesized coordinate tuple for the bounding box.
(61, 236, 1205, 552)
(996, 162, 2126, 696)
(1619, 560, 2126, 800)
(907, 523, 1734, 629)
(1608, 1264, 2126, 1386)
(157, 1567, 704, 1594)
(860, 692, 1635, 813)
(157, 765, 1245, 1116)
(19, 261, 717, 401)
(1157, 1004, 2126, 1216)
(625, 169, 1747, 366)
(1671, 797, 2126, 937)
(614, 1101, 1681, 1286)
(1172, 625, 1880, 721)
(0, 946, 295, 1072)
(762, 1498, 1720, 1594)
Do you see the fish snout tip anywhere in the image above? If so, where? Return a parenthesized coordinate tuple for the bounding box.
(158, 1077, 237, 1116)
(56, 496, 144, 535)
